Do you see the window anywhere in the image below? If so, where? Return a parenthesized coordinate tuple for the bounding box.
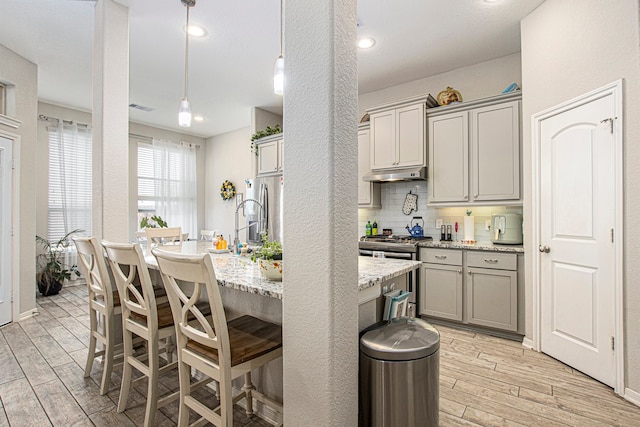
(47, 121, 92, 241)
(137, 139, 197, 238)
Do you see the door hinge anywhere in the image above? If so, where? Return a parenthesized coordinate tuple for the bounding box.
(611, 336, 615, 351)
(11, 159, 15, 169)
(611, 228, 614, 243)
(11, 291, 14, 303)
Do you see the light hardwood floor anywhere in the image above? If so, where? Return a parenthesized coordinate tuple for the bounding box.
(2, 283, 640, 426)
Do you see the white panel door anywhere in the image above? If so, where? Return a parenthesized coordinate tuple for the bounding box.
(370, 110, 396, 169)
(540, 94, 615, 386)
(357, 128, 371, 205)
(396, 103, 425, 168)
(0, 136, 12, 326)
(428, 112, 468, 202)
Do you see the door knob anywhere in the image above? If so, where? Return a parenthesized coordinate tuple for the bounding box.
(538, 245, 550, 253)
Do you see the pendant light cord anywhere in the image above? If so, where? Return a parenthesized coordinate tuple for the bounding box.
(279, 0, 283, 56)
(184, 3, 190, 99)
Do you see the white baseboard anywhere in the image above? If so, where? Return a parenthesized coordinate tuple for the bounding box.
(522, 337, 535, 350)
(624, 388, 640, 407)
(19, 309, 38, 321)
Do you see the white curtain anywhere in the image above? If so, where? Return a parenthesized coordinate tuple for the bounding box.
(151, 138, 197, 239)
(47, 120, 92, 241)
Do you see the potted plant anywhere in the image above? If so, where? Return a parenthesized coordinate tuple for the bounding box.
(140, 215, 167, 229)
(250, 232, 283, 281)
(35, 229, 83, 296)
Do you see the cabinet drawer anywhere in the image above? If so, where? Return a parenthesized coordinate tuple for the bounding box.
(467, 251, 516, 271)
(419, 248, 462, 265)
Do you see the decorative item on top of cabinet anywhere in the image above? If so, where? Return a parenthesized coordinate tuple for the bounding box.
(256, 133, 283, 177)
(436, 86, 462, 106)
(358, 123, 381, 208)
(427, 92, 521, 206)
(366, 95, 427, 171)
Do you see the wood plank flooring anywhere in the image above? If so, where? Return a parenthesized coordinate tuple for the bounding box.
(1, 283, 639, 426)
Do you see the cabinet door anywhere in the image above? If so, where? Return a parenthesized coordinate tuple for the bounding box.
(420, 263, 463, 321)
(428, 112, 469, 202)
(257, 139, 280, 176)
(370, 110, 396, 169)
(396, 103, 426, 168)
(357, 128, 381, 208)
(466, 268, 517, 331)
(471, 101, 520, 201)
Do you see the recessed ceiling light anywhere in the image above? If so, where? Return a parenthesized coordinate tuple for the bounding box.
(358, 37, 376, 49)
(193, 115, 204, 122)
(185, 24, 207, 37)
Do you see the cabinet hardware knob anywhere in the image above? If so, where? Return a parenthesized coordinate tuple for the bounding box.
(538, 245, 550, 253)
(474, 193, 478, 197)
(467, 270, 472, 275)
(484, 258, 499, 263)
(458, 269, 462, 274)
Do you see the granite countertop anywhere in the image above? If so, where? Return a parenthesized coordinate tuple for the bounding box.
(145, 241, 421, 300)
(418, 240, 524, 253)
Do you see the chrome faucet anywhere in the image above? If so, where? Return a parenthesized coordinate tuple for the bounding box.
(234, 198, 264, 251)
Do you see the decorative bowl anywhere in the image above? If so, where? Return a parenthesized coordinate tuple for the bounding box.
(259, 259, 283, 281)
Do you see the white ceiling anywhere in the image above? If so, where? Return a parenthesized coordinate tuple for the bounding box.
(0, 0, 544, 138)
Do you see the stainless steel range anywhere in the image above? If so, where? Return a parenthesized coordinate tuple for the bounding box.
(359, 234, 433, 313)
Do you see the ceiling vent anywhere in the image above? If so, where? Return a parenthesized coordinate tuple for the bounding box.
(129, 103, 154, 112)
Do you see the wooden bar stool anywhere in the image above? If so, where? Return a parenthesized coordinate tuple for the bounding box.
(102, 241, 179, 427)
(73, 236, 122, 395)
(146, 226, 183, 245)
(152, 249, 283, 427)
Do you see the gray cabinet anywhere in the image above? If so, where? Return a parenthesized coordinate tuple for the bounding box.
(466, 252, 518, 331)
(256, 134, 283, 177)
(427, 92, 521, 206)
(368, 97, 427, 170)
(420, 249, 463, 321)
(358, 124, 381, 208)
(419, 247, 521, 334)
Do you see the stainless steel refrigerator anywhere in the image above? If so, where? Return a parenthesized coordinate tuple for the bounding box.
(244, 176, 283, 244)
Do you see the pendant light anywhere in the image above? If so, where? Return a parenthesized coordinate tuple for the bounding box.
(273, 0, 284, 95)
(179, 0, 196, 127)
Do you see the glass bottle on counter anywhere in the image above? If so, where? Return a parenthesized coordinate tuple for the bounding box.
(365, 220, 372, 236)
(372, 220, 378, 236)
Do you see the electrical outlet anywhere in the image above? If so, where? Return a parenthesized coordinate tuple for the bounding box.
(485, 220, 491, 230)
(436, 218, 443, 228)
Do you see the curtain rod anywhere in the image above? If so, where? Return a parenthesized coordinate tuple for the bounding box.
(38, 114, 90, 127)
(129, 133, 201, 149)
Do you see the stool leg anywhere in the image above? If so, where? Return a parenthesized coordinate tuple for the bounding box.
(144, 342, 159, 427)
(117, 327, 133, 413)
(242, 372, 255, 416)
(177, 359, 191, 427)
(100, 313, 115, 395)
(85, 311, 98, 378)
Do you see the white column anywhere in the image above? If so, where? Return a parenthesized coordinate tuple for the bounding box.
(282, 1, 358, 425)
(92, 0, 129, 242)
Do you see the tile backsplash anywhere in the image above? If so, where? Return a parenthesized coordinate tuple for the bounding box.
(358, 181, 523, 242)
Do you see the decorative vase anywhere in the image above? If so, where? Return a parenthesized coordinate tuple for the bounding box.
(259, 259, 283, 281)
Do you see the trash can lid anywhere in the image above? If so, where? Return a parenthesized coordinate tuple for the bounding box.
(360, 317, 440, 361)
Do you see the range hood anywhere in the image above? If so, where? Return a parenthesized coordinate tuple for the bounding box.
(363, 166, 427, 182)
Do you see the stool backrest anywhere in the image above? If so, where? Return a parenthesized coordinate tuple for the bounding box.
(152, 249, 231, 370)
(146, 227, 183, 245)
(102, 241, 158, 326)
(199, 230, 215, 241)
(74, 236, 115, 309)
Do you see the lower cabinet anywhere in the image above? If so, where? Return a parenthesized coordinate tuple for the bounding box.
(419, 247, 520, 334)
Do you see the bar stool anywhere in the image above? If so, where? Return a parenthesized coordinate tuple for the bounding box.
(152, 249, 283, 427)
(146, 227, 183, 245)
(102, 241, 179, 427)
(73, 236, 122, 395)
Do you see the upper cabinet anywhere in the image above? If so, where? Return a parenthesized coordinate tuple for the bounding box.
(358, 124, 381, 208)
(427, 92, 521, 206)
(256, 133, 283, 177)
(368, 96, 427, 170)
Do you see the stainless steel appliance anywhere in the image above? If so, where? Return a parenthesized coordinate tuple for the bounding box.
(490, 213, 523, 244)
(245, 176, 283, 244)
(359, 234, 433, 312)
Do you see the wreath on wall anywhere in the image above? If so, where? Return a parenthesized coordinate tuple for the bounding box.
(220, 180, 236, 201)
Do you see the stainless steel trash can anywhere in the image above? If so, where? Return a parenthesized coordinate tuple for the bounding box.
(359, 317, 440, 427)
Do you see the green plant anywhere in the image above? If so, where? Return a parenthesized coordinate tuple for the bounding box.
(250, 232, 283, 262)
(140, 215, 167, 229)
(36, 229, 83, 296)
(250, 124, 282, 156)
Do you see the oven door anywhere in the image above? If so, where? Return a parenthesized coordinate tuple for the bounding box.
(358, 249, 414, 260)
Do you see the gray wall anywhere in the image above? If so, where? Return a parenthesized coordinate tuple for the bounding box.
(0, 43, 38, 318)
(521, 0, 640, 394)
